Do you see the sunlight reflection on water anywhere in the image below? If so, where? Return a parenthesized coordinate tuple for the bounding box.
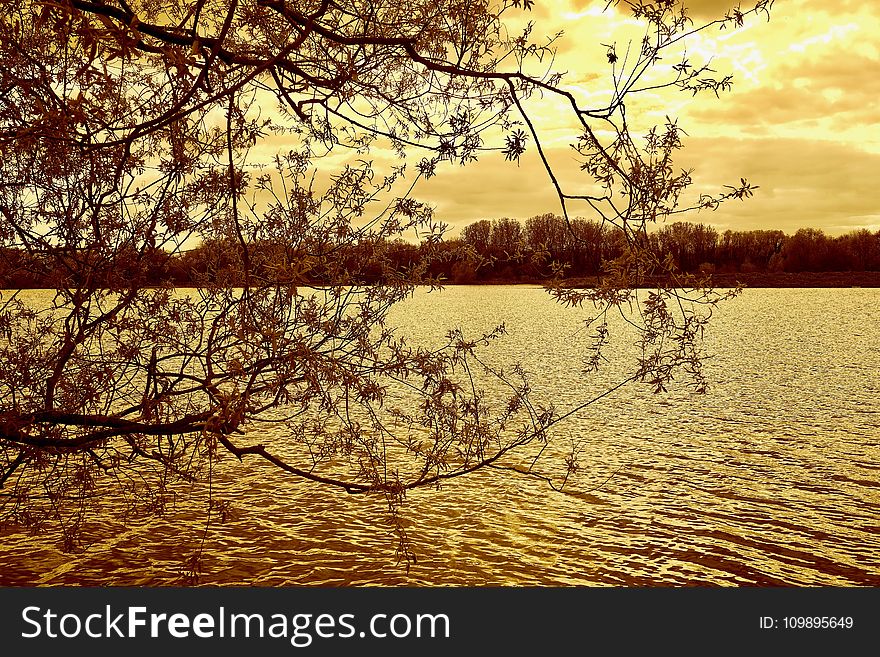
(2, 287, 878, 585)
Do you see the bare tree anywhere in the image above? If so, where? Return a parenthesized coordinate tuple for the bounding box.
(0, 0, 772, 569)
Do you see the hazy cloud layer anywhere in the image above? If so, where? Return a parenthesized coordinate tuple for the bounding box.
(679, 0, 754, 19)
(566, 0, 771, 20)
(690, 53, 880, 136)
(419, 136, 880, 236)
(679, 137, 880, 233)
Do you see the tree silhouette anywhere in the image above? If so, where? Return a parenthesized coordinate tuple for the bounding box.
(0, 0, 774, 569)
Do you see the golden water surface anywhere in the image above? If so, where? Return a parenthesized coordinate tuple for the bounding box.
(1, 287, 878, 585)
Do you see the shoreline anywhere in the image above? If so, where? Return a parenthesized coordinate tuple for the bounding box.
(452, 271, 880, 288)
(4, 271, 880, 291)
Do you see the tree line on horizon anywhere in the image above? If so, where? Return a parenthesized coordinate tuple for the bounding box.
(2, 215, 879, 288)
(455, 215, 880, 281)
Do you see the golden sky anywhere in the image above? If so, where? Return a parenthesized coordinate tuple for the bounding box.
(416, 0, 880, 236)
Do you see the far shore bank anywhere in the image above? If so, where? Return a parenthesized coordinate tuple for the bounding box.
(481, 271, 880, 288)
(4, 271, 880, 291)
(562, 271, 880, 289)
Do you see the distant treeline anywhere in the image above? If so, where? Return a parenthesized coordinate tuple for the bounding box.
(3, 215, 880, 288)
(454, 216, 880, 280)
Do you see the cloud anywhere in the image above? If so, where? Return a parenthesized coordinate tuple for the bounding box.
(683, 39, 880, 153)
(679, 1, 751, 19)
(565, 0, 743, 17)
(677, 137, 880, 233)
(417, 135, 880, 237)
(690, 57, 880, 131)
(562, 1, 772, 20)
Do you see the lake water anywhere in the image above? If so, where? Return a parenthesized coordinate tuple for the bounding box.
(1, 286, 878, 586)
